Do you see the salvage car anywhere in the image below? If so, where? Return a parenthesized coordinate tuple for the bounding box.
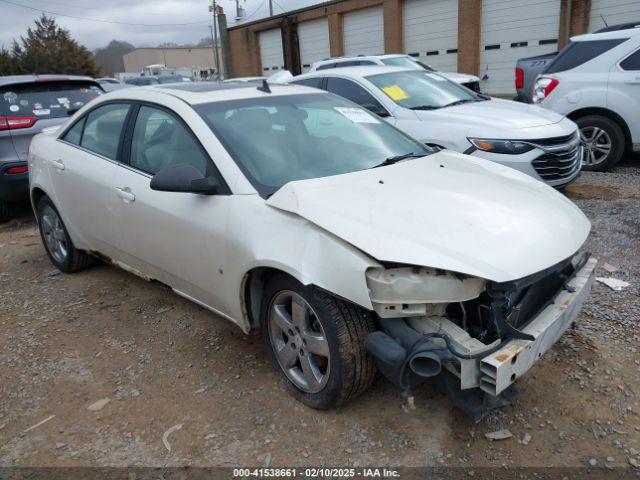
(28, 82, 597, 416)
(292, 66, 583, 188)
(0, 75, 103, 222)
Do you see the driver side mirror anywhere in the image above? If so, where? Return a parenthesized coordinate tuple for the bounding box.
(150, 164, 220, 195)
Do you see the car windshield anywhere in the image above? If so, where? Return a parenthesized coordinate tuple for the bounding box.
(381, 57, 433, 71)
(195, 93, 432, 197)
(0, 81, 103, 119)
(367, 70, 482, 110)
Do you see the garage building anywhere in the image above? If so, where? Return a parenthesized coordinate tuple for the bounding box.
(228, 0, 640, 96)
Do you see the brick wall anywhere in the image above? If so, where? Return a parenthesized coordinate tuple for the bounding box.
(228, 0, 592, 79)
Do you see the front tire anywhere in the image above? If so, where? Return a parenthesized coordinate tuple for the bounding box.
(36, 195, 95, 273)
(261, 274, 376, 409)
(577, 115, 625, 172)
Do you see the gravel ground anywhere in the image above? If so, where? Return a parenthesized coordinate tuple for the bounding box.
(0, 156, 639, 472)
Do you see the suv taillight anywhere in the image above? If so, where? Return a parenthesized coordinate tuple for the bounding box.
(0, 116, 37, 131)
(515, 67, 524, 89)
(532, 77, 559, 104)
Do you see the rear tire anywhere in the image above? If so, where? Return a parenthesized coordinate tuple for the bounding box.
(261, 273, 376, 409)
(36, 195, 95, 273)
(577, 115, 625, 172)
(0, 200, 9, 223)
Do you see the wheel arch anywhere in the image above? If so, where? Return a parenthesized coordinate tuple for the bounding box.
(30, 186, 49, 214)
(567, 107, 632, 150)
(240, 266, 293, 332)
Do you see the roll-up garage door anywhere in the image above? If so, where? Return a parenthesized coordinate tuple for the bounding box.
(589, 0, 640, 31)
(298, 18, 330, 73)
(344, 7, 384, 56)
(259, 28, 284, 77)
(480, 0, 561, 95)
(403, 0, 459, 73)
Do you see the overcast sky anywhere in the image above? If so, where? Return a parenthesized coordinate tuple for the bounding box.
(0, 0, 324, 50)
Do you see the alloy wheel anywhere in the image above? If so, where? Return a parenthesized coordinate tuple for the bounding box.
(41, 205, 68, 264)
(268, 290, 331, 393)
(580, 126, 612, 166)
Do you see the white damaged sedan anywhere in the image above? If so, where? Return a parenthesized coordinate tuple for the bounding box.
(28, 82, 597, 416)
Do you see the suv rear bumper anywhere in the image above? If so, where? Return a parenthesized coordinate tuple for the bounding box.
(0, 161, 29, 202)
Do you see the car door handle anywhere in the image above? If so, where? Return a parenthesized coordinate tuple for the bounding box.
(625, 77, 640, 84)
(116, 187, 135, 202)
(50, 159, 65, 171)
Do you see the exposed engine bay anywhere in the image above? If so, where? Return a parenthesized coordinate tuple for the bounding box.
(364, 252, 597, 420)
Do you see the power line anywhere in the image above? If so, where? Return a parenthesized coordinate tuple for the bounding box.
(0, 0, 211, 26)
(240, 0, 267, 22)
(25, 0, 209, 18)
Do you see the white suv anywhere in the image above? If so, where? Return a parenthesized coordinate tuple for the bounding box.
(310, 54, 481, 92)
(533, 22, 640, 171)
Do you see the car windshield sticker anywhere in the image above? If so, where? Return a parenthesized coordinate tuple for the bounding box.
(57, 97, 71, 109)
(9, 105, 19, 112)
(34, 102, 43, 109)
(19, 99, 28, 106)
(33, 108, 51, 116)
(381, 85, 409, 101)
(334, 107, 380, 124)
(3, 91, 17, 104)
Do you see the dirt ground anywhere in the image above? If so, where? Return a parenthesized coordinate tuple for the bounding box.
(0, 157, 639, 473)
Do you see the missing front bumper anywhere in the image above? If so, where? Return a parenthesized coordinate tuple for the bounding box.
(478, 255, 597, 395)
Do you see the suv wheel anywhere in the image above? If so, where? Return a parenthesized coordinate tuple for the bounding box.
(261, 273, 376, 409)
(0, 200, 9, 223)
(36, 195, 95, 273)
(577, 115, 625, 172)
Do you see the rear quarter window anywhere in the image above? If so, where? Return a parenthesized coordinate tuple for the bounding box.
(544, 38, 628, 73)
(0, 81, 103, 119)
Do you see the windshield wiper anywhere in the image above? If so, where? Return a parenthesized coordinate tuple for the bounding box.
(409, 105, 440, 111)
(373, 152, 423, 168)
(440, 98, 476, 108)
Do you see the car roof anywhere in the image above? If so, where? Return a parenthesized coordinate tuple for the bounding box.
(298, 65, 414, 80)
(109, 82, 324, 105)
(0, 74, 96, 88)
(314, 53, 407, 63)
(572, 24, 640, 41)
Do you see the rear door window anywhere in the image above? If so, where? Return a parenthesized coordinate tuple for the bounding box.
(80, 103, 130, 160)
(620, 49, 640, 70)
(0, 81, 103, 119)
(544, 39, 628, 73)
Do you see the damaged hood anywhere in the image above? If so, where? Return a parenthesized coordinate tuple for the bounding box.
(266, 150, 590, 282)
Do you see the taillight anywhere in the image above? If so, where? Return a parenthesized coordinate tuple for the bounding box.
(0, 116, 37, 131)
(515, 67, 524, 89)
(532, 77, 559, 104)
(6, 165, 28, 174)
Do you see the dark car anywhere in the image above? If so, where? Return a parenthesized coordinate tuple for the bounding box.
(0, 75, 103, 222)
(514, 52, 558, 103)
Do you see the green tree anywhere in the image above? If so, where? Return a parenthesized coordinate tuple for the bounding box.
(11, 14, 100, 76)
(0, 47, 19, 75)
(94, 40, 135, 77)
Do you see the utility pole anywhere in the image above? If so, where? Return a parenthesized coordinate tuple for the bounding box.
(268, 0, 273, 16)
(209, 0, 221, 76)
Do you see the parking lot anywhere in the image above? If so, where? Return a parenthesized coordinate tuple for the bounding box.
(0, 154, 638, 470)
